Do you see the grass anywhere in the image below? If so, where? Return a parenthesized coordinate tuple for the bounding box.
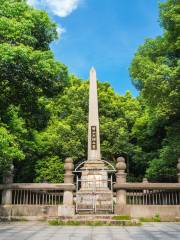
(112, 215, 131, 220)
(175, 218, 180, 222)
(48, 219, 141, 226)
(140, 214, 161, 222)
(48, 220, 105, 226)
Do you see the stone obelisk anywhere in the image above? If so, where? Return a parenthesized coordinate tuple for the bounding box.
(88, 67, 101, 161)
(76, 68, 112, 213)
(81, 67, 107, 175)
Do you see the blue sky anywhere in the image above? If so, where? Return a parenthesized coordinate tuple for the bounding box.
(28, 0, 164, 96)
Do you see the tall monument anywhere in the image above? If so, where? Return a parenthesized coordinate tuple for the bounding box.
(82, 67, 106, 171)
(88, 67, 101, 161)
(76, 68, 112, 213)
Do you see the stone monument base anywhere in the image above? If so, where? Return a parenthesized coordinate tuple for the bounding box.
(76, 160, 113, 213)
(76, 190, 113, 213)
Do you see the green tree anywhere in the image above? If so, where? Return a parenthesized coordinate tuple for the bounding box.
(0, 126, 25, 175)
(130, 0, 180, 182)
(35, 156, 64, 183)
(0, 0, 68, 181)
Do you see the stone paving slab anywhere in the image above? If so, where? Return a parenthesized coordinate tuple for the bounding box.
(0, 222, 180, 240)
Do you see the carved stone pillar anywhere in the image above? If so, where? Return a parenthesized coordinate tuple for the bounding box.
(58, 158, 75, 217)
(177, 158, 180, 183)
(63, 158, 74, 205)
(115, 157, 127, 213)
(2, 164, 14, 205)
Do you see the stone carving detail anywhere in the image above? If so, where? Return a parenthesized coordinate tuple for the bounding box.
(115, 157, 127, 209)
(64, 158, 74, 184)
(116, 157, 127, 184)
(91, 126, 97, 150)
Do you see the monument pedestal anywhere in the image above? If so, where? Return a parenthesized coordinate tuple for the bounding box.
(76, 160, 113, 213)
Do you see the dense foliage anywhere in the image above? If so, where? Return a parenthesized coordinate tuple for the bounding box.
(0, 0, 179, 183)
(0, 0, 68, 182)
(130, 0, 180, 181)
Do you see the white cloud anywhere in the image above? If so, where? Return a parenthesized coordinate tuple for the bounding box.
(27, 0, 82, 17)
(45, 0, 81, 17)
(27, 0, 82, 40)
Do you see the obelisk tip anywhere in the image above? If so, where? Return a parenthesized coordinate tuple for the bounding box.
(90, 66, 96, 73)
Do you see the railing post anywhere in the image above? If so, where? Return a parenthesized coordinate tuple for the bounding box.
(58, 158, 75, 217)
(177, 158, 180, 183)
(115, 157, 127, 213)
(142, 178, 149, 197)
(63, 158, 74, 205)
(2, 164, 14, 205)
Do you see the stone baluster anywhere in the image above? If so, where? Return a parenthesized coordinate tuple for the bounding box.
(177, 158, 180, 183)
(115, 157, 127, 213)
(2, 164, 14, 205)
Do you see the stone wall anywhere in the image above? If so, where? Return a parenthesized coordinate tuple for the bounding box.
(115, 205, 180, 221)
(0, 205, 58, 220)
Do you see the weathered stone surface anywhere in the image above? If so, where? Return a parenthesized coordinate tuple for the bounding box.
(115, 157, 127, 213)
(115, 205, 180, 221)
(0, 205, 58, 218)
(60, 158, 75, 217)
(2, 190, 12, 205)
(63, 190, 74, 205)
(58, 205, 75, 217)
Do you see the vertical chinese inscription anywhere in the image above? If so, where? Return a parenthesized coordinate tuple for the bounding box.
(91, 126, 97, 150)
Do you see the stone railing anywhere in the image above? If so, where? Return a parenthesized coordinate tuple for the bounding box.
(0, 158, 76, 218)
(0, 157, 75, 208)
(114, 157, 180, 220)
(114, 182, 180, 205)
(114, 157, 180, 206)
(0, 183, 75, 205)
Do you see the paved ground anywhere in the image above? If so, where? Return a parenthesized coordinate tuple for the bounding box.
(0, 222, 180, 240)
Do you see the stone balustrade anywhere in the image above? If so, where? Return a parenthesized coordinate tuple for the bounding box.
(0, 183, 75, 191)
(113, 157, 180, 215)
(0, 183, 75, 205)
